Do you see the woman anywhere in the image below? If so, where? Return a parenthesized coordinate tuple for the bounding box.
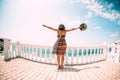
(43, 24, 79, 69)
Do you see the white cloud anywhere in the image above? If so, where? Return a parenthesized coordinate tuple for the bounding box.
(94, 26, 101, 30)
(117, 20, 120, 25)
(85, 11, 93, 19)
(71, 0, 120, 25)
(59, 17, 81, 27)
(110, 32, 120, 38)
(108, 3, 114, 8)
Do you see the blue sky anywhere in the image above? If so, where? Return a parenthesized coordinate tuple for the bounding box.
(0, 0, 120, 46)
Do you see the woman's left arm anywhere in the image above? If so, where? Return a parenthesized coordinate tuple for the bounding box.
(66, 27, 79, 32)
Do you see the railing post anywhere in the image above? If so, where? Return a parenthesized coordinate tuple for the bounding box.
(3, 38, 11, 61)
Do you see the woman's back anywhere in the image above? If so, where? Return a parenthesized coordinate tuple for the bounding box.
(57, 30, 66, 36)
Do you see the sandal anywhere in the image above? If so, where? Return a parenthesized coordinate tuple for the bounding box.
(57, 65, 61, 70)
(61, 65, 64, 69)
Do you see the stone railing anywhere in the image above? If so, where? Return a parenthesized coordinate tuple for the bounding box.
(7, 42, 107, 65)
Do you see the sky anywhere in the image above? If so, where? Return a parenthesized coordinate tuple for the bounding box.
(0, 0, 120, 46)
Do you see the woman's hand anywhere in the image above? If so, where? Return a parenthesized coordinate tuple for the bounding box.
(42, 24, 47, 27)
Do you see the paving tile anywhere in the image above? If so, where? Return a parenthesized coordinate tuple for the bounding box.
(0, 56, 120, 80)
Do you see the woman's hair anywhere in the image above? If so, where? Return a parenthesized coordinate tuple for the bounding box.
(58, 24, 65, 30)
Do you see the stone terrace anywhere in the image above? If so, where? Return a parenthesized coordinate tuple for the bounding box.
(0, 56, 120, 80)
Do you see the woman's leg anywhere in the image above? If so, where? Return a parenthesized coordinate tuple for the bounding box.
(61, 55, 64, 68)
(57, 55, 60, 69)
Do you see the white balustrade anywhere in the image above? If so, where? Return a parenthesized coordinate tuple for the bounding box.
(7, 43, 108, 65)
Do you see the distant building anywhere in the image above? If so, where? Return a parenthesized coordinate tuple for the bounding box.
(107, 40, 120, 63)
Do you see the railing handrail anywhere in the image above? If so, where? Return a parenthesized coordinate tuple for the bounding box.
(10, 42, 107, 49)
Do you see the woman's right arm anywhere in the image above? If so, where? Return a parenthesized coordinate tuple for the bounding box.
(42, 24, 58, 31)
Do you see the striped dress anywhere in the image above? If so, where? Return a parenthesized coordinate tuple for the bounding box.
(52, 35, 67, 55)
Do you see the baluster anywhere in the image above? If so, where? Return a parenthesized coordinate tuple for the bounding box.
(87, 49, 90, 63)
(54, 54, 57, 65)
(20, 46, 22, 57)
(25, 46, 27, 59)
(16, 42, 20, 57)
(8, 47, 10, 59)
(76, 49, 79, 64)
(93, 48, 95, 62)
(100, 49, 102, 60)
(13, 45, 16, 58)
(96, 48, 98, 61)
(78, 49, 80, 64)
(49, 47, 52, 63)
(25, 46, 28, 59)
(29, 47, 31, 60)
(12, 45, 14, 58)
(97, 48, 100, 61)
(101, 48, 103, 60)
(15, 44, 18, 58)
(46, 48, 48, 63)
(81, 49, 83, 64)
(65, 48, 69, 65)
(95, 49, 97, 62)
(31, 47, 33, 60)
(16, 44, 18, 57)
(71, 48, 74, 65)
(97, 48, 99, 61)
(86, 49, 88, 64)
(21, 46, 23, 58)
(27, 47, 29, 60)
(19, 45, 21, 57)
(11, 45, 13, 59)
(89, 49, 92, 63)
(41, 48, 45, 62)
(44, 48, 47, 63)
(83, 49, 86, 64)
(37, 47, 39, 61)
(35, 47, 37, 61)
(34, 48, 36, 61)
(79, 49, 82, 64)
(98, 48, 100, 61)
(91, 48, 93, 62)
(39, 47, 42, 62)
(99, 48, 101, 60)
(9, 45, 12, 59)
(24, 47, 26, 58)
(32, 47, 34, 61)
(22, 46, 24, 58)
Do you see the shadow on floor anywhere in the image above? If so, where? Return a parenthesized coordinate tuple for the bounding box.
(59, 66, 100, 72)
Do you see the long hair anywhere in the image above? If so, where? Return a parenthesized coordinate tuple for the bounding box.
(58, 24, 65, 30)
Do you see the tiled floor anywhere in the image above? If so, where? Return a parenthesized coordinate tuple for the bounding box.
(0, 56, 120, 80)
